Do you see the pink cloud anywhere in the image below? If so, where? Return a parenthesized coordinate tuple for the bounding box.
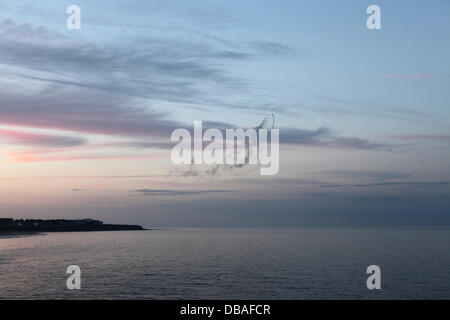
(0, 128, 85, 147)
(9, 154, 159, 163)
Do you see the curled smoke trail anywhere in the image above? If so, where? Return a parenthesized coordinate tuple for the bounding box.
(169, 114, 276, 178)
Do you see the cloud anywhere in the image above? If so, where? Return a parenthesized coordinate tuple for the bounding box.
(10, 154, 157, 163)
(0, 19, 254, 128)
(321, 137, 388, 150)
(351, 181, 449, 187)
(280, 126, 329, 144)
(0, 86, 186, 139)
(170, 163, 259, 178)
(322, 170, 412, 181)
(281, 127, 391, 150)
(250, 41, 294, 56)
(0, 175, 165, 181)
(102, 141, 174, 150)
(0, 128, 86, 147)
(0, 19, 392, 157)
(311, 94, 435, 120)
(382, 74, 450, 81)
(235, 177, 324, 186)
(383, 134, 450, 141)
(0, 18, 302, 121)
(0, 19, 250, 101)
(0, 20, 276, 143)
(133, 189, 231, 196)
(320, 181, 449, 188)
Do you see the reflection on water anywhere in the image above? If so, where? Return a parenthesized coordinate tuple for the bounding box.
(1, 228, 449, 299)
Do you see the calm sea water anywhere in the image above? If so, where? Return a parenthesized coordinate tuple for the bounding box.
(0, 228, 449, 299)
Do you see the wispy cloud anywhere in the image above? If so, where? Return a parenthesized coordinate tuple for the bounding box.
(133, 189, 231, 196)
(322, 170, 412, 181)
(383, 134, 450, 141)
(0, 128, 86, 147)
(320, 181, 449, 188)
(0, 19, 289, 142)
(282, 127, 391, 150)
(10, 154, 158, 163)
(0, 19, 392, 157)
(249, 41, 295, 56)
(382, 74, 450, 81)
(351, 181, 449, 187)
(311, 95, 435, 120)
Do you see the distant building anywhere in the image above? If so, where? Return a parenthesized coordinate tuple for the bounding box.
(0, 218, 103, 228)
(0, 218, 14, 226)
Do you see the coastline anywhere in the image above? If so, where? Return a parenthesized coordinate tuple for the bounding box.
(0, 223, 146, 238)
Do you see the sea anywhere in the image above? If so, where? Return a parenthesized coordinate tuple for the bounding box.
(0, 228, 449, 299)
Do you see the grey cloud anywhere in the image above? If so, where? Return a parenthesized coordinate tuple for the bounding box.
(352, 181, 449, 187)
(133, 189, 231, 196)
(0, 19, 299, 118)
(0, 87, 184, 138)
(322, 170, 412, 181)
(0, 20, 390, 153)
(281, 127, 391, 150)
(281, 126, 330, 144)
(384, 134, 450, 141)
(237, 177, 323, 185)
(320, 181, 449, 188)
(0, 19, 247, 103)
(169, 163, 258, 178)
(325, 137, 388, 150)
(126, 141, 173, 150)
(211, 50, 250, 60)
(0, 20, 274, 141)
(0, 128, 86, 147)
(250, 41, 294, 56)
(311, 94, 435, 120)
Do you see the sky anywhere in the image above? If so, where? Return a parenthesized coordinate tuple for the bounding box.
(0, 0, 449, 227)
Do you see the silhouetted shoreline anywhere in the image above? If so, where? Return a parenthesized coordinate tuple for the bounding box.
(0, 218, 145, 235)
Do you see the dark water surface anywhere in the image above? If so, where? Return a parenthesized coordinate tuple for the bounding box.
(1, 228, 449, 299)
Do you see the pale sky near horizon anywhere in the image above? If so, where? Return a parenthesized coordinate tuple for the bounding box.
(0, 0, 449, 227)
